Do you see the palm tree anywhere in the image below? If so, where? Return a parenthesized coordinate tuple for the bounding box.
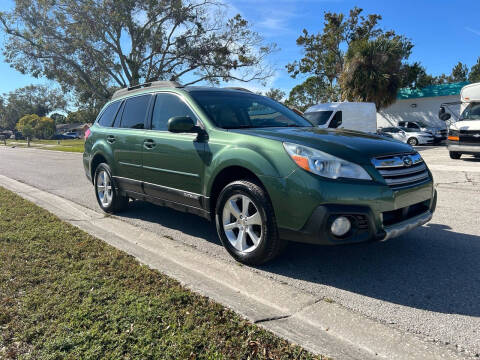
(339, 36, 412, 110)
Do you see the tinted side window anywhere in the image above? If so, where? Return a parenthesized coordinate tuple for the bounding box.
(112, 101, 125, 128)
(120, 95, 151, 129)
(152, 93, 197, 131)
(97, 101, 121, 127)
(328, 111, 342, 128)
(304, 111, 333, 126)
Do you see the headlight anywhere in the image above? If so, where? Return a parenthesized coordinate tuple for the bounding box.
(283, 142, 372, 180)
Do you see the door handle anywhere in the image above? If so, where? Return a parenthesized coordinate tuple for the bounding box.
(143, 139, 156, 149)
(106, 135, 116, 144)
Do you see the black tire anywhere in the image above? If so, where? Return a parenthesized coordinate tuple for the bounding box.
(449, 151, 461, 159)
(407, 137, 418, 146)
(215, 180, 286, 265)
(94, 163, 129, 213)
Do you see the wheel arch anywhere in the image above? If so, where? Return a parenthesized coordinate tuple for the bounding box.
(207, 165, 268, 218)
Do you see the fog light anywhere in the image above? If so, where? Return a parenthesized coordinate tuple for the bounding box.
(331, 216, 351, 237)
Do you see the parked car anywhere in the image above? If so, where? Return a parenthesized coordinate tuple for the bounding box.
(377, 127, 407, 143)
(304, 102, 377, 133)
(83, 81, 436, 264)
(62, 131, 80, 139)
(439, 82, 480, 159)
(397, 121, 446, 143)
(51, 133, 76, 140)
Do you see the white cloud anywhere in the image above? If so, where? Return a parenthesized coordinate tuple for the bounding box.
(465, 27, 480, 36)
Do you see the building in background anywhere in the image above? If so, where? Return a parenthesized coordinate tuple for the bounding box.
(55, 123, 91, 138)
(377, 82, 468, 128)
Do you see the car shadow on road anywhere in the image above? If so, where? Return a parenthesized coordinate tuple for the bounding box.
(118, 201, 479, 317)
(264, 222, 480, 317)
(119, 200, 220, 244)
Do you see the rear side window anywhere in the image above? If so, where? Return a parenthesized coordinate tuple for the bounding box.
(120, 95, 151, 129)
(304, 111, 333, 126)
(97, 101, 121, 127)
(151, 93, 197, 131)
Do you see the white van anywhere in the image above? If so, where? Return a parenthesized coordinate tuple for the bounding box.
(439, 82, 480, 159)
(304, 102, 377, 133)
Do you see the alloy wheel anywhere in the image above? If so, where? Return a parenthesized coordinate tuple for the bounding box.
(96, 170, 113, 208)
(222, 194, 263, 253)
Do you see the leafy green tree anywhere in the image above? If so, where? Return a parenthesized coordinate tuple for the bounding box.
(0, 85, 66, 130)
(66, 109, 98, 125)
(340, 36, 412, 110)
(50, 113, 67, 125)
(22, 124, 34, 146)
(35, 117, 56, 139)
(400, 62, 437, 89)
(468, 57, 480, 83)
(451, 62, 469, 82)
(285, 77, 331, 112)
(16, 114, 55, 139)
(0, 0, 275, 105)
(264, 88, 286, 102)
(286, 8, 395, 97)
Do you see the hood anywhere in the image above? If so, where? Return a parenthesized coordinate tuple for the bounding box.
(450, 120, 480, 131)
(230, 127, 414, 164)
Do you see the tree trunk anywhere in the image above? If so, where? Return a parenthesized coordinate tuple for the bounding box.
(27, 137, 31, 147)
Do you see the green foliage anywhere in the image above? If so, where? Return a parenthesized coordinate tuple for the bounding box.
(451, 62, 469, 82)
(468, 57, 480, 83)
(66, 109, 97, 125)
(400, 62, 437, 89)
(16, 114, 56, 139)
(0, 85, 66, 130)
(286, 7, 411, 109)
(50, 112, 67, 124)
(0, 0, 276, 106)
(285, 77, 334, 112)
(0, 188, 326, 360)
(340, 36, 412, 110)
(264, 88, 286, 102)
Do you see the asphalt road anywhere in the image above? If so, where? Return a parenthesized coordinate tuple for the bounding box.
(1, 145, 479, 357)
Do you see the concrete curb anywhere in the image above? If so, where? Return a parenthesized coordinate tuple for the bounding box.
(0, 175, 466, 360)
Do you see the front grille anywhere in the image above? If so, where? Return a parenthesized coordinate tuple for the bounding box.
(439, 129, 447, 136)
(372, 152, 430, 190)
(460, 130, 480, 144)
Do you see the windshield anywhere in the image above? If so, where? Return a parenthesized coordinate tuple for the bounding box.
(189, 91, 312, 129)
(460, 103, 480, 121)
(304, 111, 333, 126)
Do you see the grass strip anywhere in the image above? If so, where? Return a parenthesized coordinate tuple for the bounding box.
(0, 187, 327, 360)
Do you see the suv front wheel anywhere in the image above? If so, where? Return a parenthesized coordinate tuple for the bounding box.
(94, 163, 129, 213)
(215, 180, 286, 265)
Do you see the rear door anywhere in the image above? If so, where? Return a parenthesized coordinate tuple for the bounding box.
(110, 94, 152, 194)
(142, 92, 206, 208)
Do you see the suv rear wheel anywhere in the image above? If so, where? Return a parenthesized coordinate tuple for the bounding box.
(94, 163, 129, 213)
(215, 180, 286, 265)
(449, 151, 461, 159)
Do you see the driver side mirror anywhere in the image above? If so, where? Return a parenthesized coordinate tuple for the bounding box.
(438, 107, 451, 121)
(168, 116, 199, 133)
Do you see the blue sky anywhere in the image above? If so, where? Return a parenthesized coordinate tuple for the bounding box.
(1, 0, 480, 96)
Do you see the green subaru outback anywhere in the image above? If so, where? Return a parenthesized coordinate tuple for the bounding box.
(83, 81, 436, 265)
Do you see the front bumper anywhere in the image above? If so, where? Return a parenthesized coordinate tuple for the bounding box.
(278, 189, 436, 245)
(447, 142, 480, 154)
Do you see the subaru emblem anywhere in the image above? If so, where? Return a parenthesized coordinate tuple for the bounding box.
(403, 156, 413, 167)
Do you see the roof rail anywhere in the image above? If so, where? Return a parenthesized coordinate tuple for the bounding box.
(223, 87, 253, 93)
(112, 80, 182, 100)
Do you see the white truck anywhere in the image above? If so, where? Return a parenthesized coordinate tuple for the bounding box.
(439, 82, 480, 159)
(304, 102, 377, 133)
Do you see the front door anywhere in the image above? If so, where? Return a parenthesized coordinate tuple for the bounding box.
(111, 94, 152, 194)
(142, 92, 206, 208)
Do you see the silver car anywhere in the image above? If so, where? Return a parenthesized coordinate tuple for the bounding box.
(379, 127, 434, 146)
